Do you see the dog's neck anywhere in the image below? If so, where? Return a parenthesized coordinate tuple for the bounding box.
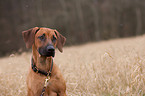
(32, 45, 52, 72)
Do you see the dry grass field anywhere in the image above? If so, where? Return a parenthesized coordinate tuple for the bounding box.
(0, 35, 145, 96)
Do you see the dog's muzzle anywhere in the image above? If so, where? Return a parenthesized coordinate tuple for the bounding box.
(38, 45, 55, 57)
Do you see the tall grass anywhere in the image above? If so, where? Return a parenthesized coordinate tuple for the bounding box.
(0, 36, 145, 96)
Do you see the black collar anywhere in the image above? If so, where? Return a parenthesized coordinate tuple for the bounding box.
(31, 58, 53, 76)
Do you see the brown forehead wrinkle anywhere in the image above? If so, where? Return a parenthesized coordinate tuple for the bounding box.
(35, 28, 54, 37)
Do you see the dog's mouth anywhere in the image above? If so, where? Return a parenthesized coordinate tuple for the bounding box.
(38, 47, 55, 57)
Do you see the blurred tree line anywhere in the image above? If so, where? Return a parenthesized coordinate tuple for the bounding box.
(0, 0, 145, 55)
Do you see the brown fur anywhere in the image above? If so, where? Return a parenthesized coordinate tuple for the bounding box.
(22, 27, 66, 96)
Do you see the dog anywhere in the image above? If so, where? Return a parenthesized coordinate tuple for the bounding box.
(22, 27, 66, 96)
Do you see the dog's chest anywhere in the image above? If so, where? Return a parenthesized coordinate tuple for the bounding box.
(27, 71, 45, 94)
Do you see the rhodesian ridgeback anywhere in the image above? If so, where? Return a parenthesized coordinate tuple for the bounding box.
(22, 27, 66, 96)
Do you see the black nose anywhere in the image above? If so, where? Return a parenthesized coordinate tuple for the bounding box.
(46, 45, 55, 52)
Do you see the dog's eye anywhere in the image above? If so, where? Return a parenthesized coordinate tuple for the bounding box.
(38, 34, 45, 41)
(52, 35, 56, 42)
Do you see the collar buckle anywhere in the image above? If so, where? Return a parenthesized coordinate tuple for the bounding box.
(31, 57, 53, 76)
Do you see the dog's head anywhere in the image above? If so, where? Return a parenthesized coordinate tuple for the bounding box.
(22, 27, 66, 57)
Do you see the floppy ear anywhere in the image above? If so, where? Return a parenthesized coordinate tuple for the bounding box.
(22, 27, 40, 48)
(54, 30, 66, 52)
